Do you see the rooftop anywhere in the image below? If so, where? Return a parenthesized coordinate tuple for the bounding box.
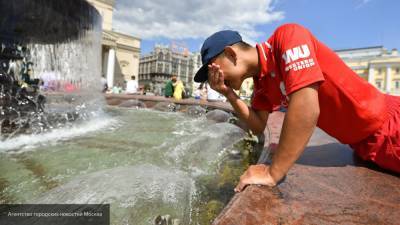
(335, 45, 384, 52)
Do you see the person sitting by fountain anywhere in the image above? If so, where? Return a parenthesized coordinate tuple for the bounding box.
(112, 83, 123, 94)
(194, 24, 400, 192)
(101, 74, 108, 93)
(173, 78, 185, 100)
(164, 75, 176, 98)
(126, 75, 138, 94)
(205, 82, 226, 102)
(64, 80, 75, 92)
(194, 84, 202, 100)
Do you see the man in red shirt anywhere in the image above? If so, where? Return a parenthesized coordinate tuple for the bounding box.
(194, 24, 400, 192)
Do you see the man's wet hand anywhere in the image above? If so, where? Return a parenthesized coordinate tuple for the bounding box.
(234, 164, 277, 193)
(207, 63, 233, 97)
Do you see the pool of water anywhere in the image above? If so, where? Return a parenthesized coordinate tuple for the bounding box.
(0, 107, 256, 224)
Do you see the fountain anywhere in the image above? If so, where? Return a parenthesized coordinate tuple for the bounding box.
(0, 0, 102, 140)
(0, 1, 262, 224)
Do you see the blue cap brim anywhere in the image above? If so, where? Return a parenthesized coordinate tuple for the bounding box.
(194, 64, 208, 83)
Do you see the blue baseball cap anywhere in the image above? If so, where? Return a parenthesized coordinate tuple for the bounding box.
(194, 30, 242, 83)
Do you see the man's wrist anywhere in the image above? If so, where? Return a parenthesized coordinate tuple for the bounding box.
(224, 89, 237, 100)
(268, 164, 284, 184)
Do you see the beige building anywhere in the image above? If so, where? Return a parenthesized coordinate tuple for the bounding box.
(87, 0, 141, 88)
(336, 46, 400, 95)
(139, 44, 202, 94)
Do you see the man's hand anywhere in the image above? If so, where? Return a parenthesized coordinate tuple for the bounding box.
(234, 164, 277, 192)
(208, 63, 233, 96)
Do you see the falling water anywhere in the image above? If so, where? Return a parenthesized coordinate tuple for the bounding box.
(0, 108, 253, 224)
(0, 0, 106, 142)
(0, 1, 259, 224)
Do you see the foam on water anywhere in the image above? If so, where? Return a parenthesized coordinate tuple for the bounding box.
(34, 164, 193, 204)
(0, 111, 118, 152)
(161, 121, 246, 176)
(0, 109, 249, 224)
(33, 164, 196, 224)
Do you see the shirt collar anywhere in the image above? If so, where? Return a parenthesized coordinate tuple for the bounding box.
(255, 42, 271, 80)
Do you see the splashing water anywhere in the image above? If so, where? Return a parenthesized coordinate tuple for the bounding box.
(0, 108, 251, 224)
(0, 1, 256, 224)
(0, 0, 103, 140)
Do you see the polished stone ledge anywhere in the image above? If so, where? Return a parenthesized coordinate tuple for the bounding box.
(213, 112, 400, 225)
(104, 94, 234, 112)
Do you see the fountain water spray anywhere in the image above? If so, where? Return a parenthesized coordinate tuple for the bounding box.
(0, 0, 103, 140)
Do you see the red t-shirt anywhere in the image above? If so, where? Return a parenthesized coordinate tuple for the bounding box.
(251, 23, 388, 144)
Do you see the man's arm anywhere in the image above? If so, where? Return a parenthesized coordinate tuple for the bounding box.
(225, 90, 269, 134)
(235, 83, 320, 191)
(268, 83, 320, 182)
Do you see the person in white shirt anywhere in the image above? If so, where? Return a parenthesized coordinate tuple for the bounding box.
(100, 74, 108, 93)
(126, 75, 138, 94)
(206, 82, 226, 102)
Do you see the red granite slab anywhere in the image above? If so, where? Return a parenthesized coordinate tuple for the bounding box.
(213, 112, 400, 225)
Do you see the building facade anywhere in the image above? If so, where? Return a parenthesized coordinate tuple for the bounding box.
(87, 0, 141, 88)
(139, 44, 201, 93)
(336, 46, 400, 95)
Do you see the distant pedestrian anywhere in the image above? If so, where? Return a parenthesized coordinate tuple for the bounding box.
(164, 75, 176, 98)
(194, 84, 202, 100)
(126, 75, 138, 94)
(101, 74, 108, 93)
(173, 79, 185, 100)
(112, 83, 123, 94)
(206, 82, 226, 102)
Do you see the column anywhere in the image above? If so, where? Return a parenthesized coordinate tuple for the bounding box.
(106, 48, 115, 88)
(368, 66, 374, 84)
(386, 65, 392, 93)
(102, 50, 109, 77)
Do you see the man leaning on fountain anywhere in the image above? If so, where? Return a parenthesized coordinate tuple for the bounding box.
(194, 23, 400, 192)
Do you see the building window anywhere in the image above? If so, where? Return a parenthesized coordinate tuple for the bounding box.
(395, 80, 400, 90)
(376, 80, 382, 89)
(378, 68, 383, 74)
(181, 67, 187, 76)
(165, 64, 170, 73)
(181, 59, 187, 66)
(396, 68, 400, 74)
(157, 63, 163, 73)
(172, 62, 178, 75)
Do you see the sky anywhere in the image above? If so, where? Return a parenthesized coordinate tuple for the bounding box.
(112, 0, 400, 55)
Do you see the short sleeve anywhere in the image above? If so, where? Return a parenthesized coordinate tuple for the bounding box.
(274, 24, 325, 95)
(251, 79, 273, 112)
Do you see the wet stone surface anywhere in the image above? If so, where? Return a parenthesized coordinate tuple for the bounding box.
(214, 164, 400, 225)
(213, 112, 400, 225)
(118, 99, 147, 108)
(206, 109, 232, 123)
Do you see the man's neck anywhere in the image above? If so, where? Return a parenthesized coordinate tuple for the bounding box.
(244, 46, 260, 79)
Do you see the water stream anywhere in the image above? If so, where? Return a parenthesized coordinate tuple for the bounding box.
(0, 107, 254, 224)
(0, 1, 259, 224)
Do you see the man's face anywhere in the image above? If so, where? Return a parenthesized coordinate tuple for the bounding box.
(209, 51, 246, 90)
